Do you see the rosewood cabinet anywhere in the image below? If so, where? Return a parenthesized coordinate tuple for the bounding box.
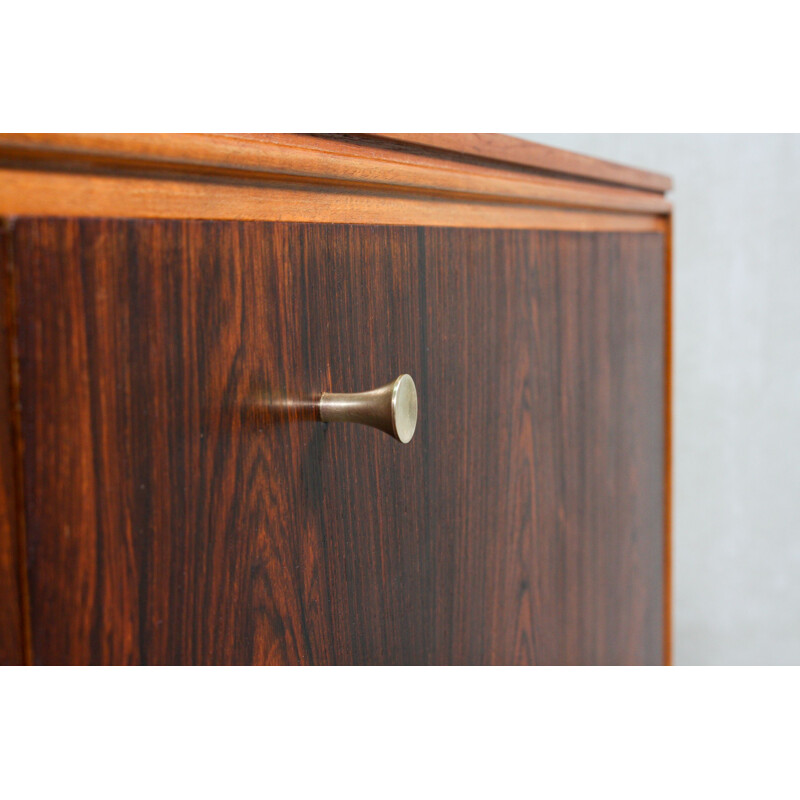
(0, 134, 672, 665)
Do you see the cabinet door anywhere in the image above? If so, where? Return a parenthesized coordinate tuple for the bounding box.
(11, 219, 665, 664)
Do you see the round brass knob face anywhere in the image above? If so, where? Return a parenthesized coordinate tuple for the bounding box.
(319, 374, 418, 444)
(390, 374, 418, 444)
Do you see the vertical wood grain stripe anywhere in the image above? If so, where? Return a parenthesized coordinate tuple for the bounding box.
(0, 220, 28, 664)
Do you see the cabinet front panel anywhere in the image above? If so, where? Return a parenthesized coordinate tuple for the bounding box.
(12, 219, 664, 664)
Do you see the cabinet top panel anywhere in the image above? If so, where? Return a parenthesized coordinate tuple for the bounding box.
(365, 133, 672, 193)
(0, 133, 671, 231)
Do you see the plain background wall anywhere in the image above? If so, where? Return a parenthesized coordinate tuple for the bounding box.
(517, 134, 800, 665)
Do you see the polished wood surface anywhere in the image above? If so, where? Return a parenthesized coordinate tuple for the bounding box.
(0, 134, 670, 229)
(0, 222, 26, 664)
(11, 219, 664, 664)
(0, 168, 667, 232)
(0, 133, 671, 203)
(369, 133, 673, 192)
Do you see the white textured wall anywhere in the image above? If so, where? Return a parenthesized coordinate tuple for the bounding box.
(516, 134, 800, 665)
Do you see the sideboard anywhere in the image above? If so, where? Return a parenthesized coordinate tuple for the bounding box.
(0, 133, 672, 664)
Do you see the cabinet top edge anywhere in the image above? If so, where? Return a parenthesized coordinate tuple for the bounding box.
(0, 133, 672, 195)
(366, 133, 673, 193)
(0, 134, 671, 225)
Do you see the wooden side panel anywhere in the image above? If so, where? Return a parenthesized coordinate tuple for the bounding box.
(0, 222, 25, 664)
(13, 220, 664, 664)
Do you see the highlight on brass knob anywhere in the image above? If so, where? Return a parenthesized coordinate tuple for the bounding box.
(319, 374, 418, 443)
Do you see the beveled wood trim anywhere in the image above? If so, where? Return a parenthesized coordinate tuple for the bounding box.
(0, 168, 668, 232)
(371, 133, 673, 193)
(0, 133, 670, 220)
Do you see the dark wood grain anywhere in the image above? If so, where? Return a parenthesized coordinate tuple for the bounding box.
(0, 222, 26, 664)
(13, 219, 664, 664)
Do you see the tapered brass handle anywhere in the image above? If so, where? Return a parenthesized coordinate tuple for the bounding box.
(319, 374, 418, 443)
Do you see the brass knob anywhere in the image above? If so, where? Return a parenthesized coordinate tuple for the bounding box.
(319, 374, 418, 443)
